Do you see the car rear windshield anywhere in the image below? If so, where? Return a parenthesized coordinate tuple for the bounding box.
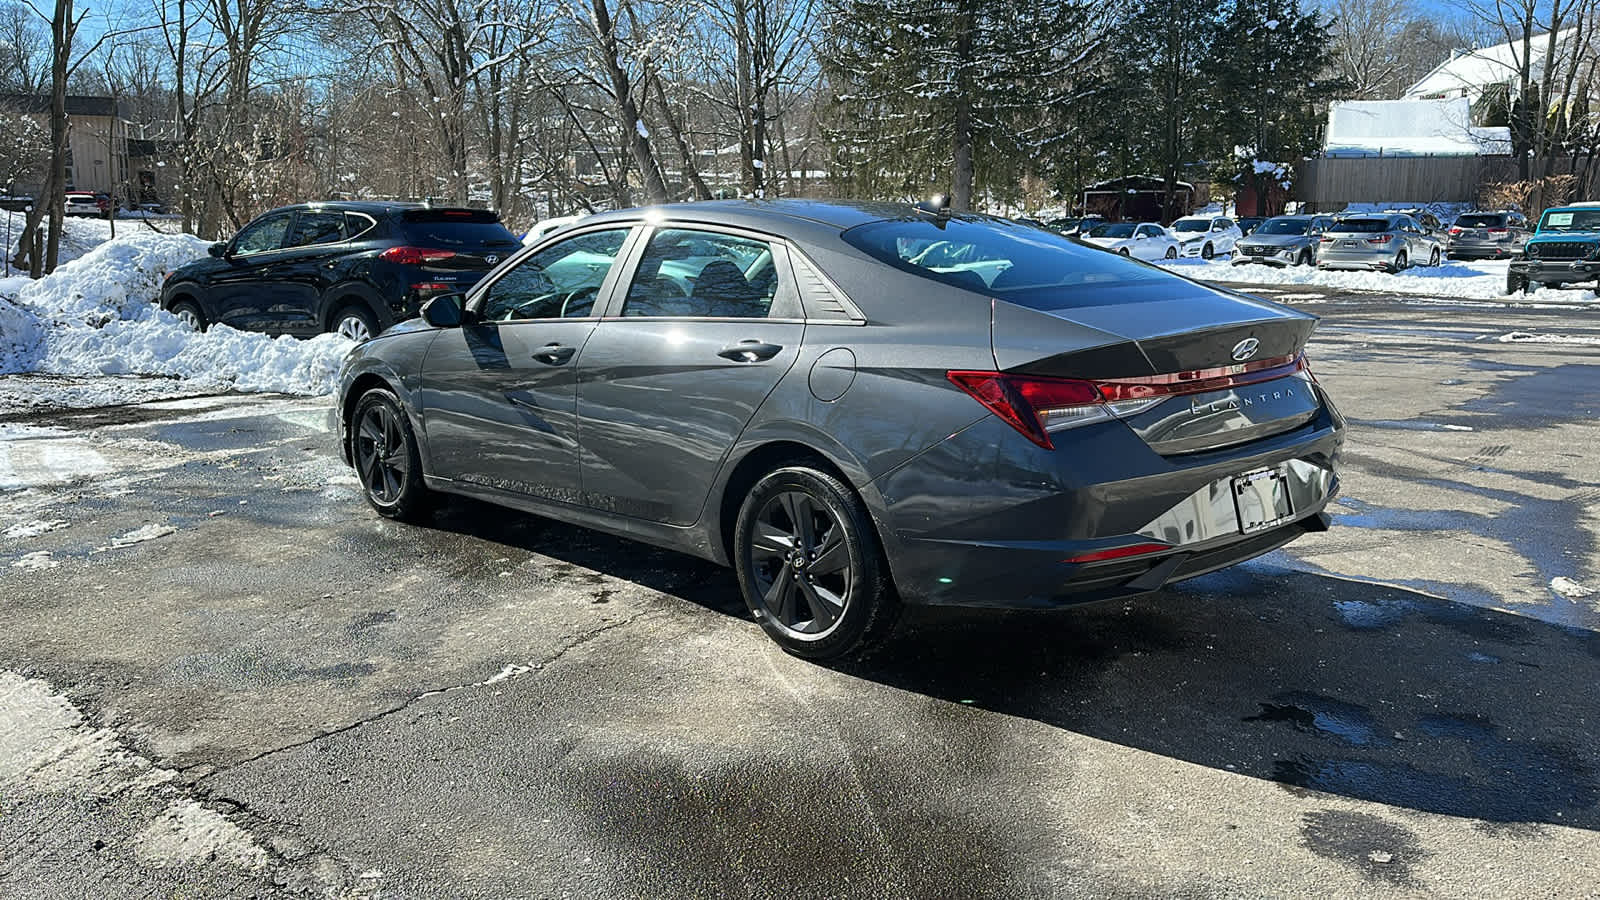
(841, 216, 1181, 309)
(397, 210, 518, 247)
(1256, 218, 1309, 235)
(1327, 218, 1392, 234)
(1087, 224, 1135, 238)
(1454, 214, 1506, 228)
(1538, 209, 1600, 232)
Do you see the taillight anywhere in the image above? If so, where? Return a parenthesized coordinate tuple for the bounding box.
(1319, 235, 1334, 243)
(1449, 226, 1463, 235)
(947, 355, 1305, 450)
(380, 246, 457, 266)
(1366, 234, 1393, 244)
(1488, 227, 1508, 234)
(1063, 543, 1171, 564)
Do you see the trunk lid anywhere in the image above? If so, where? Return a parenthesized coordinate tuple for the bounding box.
(395, 209, 521, 271)
(992, 280, 1322, 454)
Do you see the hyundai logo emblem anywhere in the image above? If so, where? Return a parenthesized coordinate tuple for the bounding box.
(485, 254, 499, 265)
(1231, 337, 1260, 361)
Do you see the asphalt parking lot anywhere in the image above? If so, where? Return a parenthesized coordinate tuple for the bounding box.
(2, 286, 1598, 898)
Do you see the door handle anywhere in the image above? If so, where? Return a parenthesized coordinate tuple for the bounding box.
(531, 343, 576, 365)
(718, 340, 783, 363)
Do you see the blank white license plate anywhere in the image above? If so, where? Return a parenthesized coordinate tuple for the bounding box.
(1342, 240, 1358, 247)
(1232, 468, 1295, 534)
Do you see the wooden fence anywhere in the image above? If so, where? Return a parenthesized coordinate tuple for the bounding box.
(1294, 156, 1526, 206)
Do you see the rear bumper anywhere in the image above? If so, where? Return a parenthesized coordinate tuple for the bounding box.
(1446, 240, 1515, 258)
(1510, 258, 1600, 285)
(874, 395, 1344, 608)
(1317, 245, 1398, 269)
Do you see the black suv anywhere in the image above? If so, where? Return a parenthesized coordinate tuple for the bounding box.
(160, 202, 520, 340)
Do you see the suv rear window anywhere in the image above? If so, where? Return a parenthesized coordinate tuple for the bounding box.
(397, 209, 518, 248)
(841, 216, 1177, 309)
(1454, 214, 1506, 228)
(1328, 218, 1392, 233)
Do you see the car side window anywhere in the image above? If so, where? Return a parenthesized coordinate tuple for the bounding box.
(478, 228, 630, 322)
(622, 228, 780, 319)
(1214, 219, 1231, 231)
(232, 213, 292, 255)
(345, 213, 377, 240)
(288, 211, 346, 248)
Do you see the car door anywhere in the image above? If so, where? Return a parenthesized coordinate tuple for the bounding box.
(209, 211, 294, 330)
(574, 225, 806, 526)
(1212, 218, 1238, 253)
(271, 209, 350, 335)
(417, 226, 636, 503)
(1132, 224, 1164, 260)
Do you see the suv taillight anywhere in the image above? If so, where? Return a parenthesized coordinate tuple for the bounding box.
(380, 246, 457, 266)
(947, 355, 1306, 450)
(1488, 227, 1509, 234)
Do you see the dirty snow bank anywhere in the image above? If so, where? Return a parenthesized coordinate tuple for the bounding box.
(0, 230, 351, 395)
(1158, 256, 1599, 302)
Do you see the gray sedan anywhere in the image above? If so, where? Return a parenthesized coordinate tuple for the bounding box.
(1317, 215, 1443, 272)
(335, 200, 1345, 659)
(1233, 215, 1335, 267)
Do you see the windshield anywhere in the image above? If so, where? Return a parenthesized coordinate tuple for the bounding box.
(1538, 209, 1600, 232)
(1327, 218, 1393, 234)
(1088, 224, 1135, 238)
(1257, 218, 1310, 236)
(1454, 214, 1505, 228)
(1172, 219, 1208, 233)
(841, 216, 1179, 310)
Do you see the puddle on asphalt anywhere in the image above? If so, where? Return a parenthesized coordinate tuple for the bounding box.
(1244, 691, 1387, 747)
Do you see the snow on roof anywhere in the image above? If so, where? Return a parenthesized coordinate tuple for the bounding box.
(1404, 29, 1576, 99)
(1323, 99, 1510, 157)
(1082, 175, 1195, 191)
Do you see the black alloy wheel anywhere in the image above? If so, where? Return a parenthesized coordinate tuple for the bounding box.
(352, 389, 432, 521)
(734, 466, 898, 659)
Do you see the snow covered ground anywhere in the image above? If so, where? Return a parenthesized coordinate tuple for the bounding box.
(1158, 255, 1600, 303)
(1, 218, 352, 411)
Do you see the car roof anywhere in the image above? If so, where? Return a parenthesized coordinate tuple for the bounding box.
(257, 200, 475, 217)
(572, 198, 1040, 244)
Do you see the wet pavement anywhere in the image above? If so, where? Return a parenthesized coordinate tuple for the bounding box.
(1, 287, 1598, 897)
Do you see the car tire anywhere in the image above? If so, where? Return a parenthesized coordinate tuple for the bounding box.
(1387, 251, 1407, 273)
(1429, 248, 1441, 267)
(1201, 242, 1215, 260)
(1118, 248, 1130, 256)
(169, 299, 207, 332)
(733, 465, 900, 660)
(351, 389, 434, 523)
(1296, 250, 1312, 267)
(332, 304, 379, 342)
(1164, 246, 1178, 259)
(1506, 272, 1526, 294)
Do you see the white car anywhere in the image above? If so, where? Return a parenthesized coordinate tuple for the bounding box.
(1081, 222, 1181, 261)
(1169, 215, 1244, 259)
(522, 214, 586, 245)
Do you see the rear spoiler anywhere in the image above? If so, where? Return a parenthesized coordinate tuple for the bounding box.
(399, 208, 501, 224)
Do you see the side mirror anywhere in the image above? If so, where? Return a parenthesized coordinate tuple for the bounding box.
(421, 293, 467, 328)
(208, 242, 229, 258)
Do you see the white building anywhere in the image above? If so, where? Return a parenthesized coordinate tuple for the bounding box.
(1404, 29, 1578, 111)
(1322, 98, 1511, 158)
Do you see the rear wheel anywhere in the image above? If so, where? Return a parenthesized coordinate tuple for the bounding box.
(1387, 251, 1408, 273)
(169, 299, 206, 332)
(351, 389, 434, 522)
(733, 465, 899, 660)
(332, 304, 378, 342)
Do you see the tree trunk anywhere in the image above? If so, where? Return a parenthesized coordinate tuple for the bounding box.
(12, 0, 72, 276)
(593, 0, 668, 204)
(951, 0, 975, 210)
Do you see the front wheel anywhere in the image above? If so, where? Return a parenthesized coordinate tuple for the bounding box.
(1429, 248, 1441, 267)
(351, 389, 434, 522)
(1164, 246, 1178, 259)
(169, 300, 206, 332)
(1201, 242, 1215, 260)
(1296, 250, 1312, 267)
(733, 466, 899, 660)
(1118, 248, 1130, 256)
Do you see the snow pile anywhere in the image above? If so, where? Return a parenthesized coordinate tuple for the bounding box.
(0, 230, 353, 395)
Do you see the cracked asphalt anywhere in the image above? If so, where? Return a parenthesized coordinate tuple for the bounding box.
(2, 285, 1599, 898)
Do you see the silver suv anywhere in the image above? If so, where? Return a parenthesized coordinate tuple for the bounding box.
(1233, 215, 1336, 267)
(1446, 211, 1529, 260)
(1317, 215, 1443, 273)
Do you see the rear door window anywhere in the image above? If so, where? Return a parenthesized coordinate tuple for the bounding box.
(621, 228, 787, 319)
(288, 211, 346, 247)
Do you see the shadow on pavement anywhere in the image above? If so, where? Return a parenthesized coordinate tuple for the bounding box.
(423, 496, 1600, 831)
